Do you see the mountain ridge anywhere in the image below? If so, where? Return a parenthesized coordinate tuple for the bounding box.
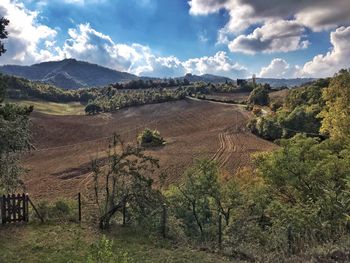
(0, 59, 316, 89)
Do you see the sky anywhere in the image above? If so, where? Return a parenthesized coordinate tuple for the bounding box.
(0, 0, 350, 79)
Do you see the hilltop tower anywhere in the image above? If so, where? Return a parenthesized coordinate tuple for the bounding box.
(252, 74, 256, 88)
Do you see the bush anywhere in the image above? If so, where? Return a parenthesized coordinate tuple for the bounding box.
(137, 128, 165, 147)
(85, 102, 102, 115)
(87, 235, 133, 263)
(32, 199, 77, 222)
(248, 86, 270, 106)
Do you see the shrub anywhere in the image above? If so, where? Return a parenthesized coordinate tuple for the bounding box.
(32, 199, 77, 222)
(137, 128, 165, 147)
(85, 102, 102, 115)
(87, 235, 133, 263)
(248, 86, 270, 106)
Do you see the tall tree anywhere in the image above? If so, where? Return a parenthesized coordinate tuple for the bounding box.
(92, 134, 161, 229)
(0, 18, 32, 193)
(319, 69, 350, 140)
(0, 17, 9, 56)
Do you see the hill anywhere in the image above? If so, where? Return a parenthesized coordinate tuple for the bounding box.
(255, 77, 316, 88)
(0, 59, 138, 89)
(179, 73, 234, 84)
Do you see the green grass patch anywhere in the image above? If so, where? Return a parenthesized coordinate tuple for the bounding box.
(5, 99, 85, 115)
(0, 223, 232, 263)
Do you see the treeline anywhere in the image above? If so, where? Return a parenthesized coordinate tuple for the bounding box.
(248, 77, 330, 140)
(111, 78, 190, 90)
(86, 88, 186, 113)
(0, 74, 186, 113)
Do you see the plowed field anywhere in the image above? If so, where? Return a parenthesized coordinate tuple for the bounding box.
(22, 98, 276, 200)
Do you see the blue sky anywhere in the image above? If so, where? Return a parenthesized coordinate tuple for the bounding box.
(1, 0, 350, 78)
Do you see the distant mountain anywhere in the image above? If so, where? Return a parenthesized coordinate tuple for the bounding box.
(255, 78, 316, 88)
(0, 59, 138, 89)
(0, 59, 316, 90)
(178, 73, 234, 84)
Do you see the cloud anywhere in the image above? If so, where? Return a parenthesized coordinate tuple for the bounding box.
(61, 24, 248, 78)
(258, 26, 350, 78)
(0, 0, 58, 64)
(183, 51, 248, 78)
(189, 0, 350, 32)
(301, 26, 350, 78)
(189, 0, 350, 54)
(0, 1, 248, 79)
(259, 58, 300, 78)
(228, 20, 309, 54)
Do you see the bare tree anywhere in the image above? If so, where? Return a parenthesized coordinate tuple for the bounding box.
(92, 134, 161, 229)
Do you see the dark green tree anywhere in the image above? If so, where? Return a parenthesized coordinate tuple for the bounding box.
(0, 17, 9, 56)
(0, 18, 33, 193)
(248, 85, 270, 106)
(92, 134, 161, 229)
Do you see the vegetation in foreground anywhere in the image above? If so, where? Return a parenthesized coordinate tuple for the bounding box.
(1, 17, 350, 263)
(0, 223, 231, 263)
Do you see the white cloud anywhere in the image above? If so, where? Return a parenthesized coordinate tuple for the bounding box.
(259, 26, 350, 78)
(228, 20, 309, 54)
(301, 26, 350, 78)
(0, 1, 248, 79)
(259, 58, 300, 78)
(189, 0, 350, 32)
(189, 0, 350, 54)
(0, 0, 58, 64)
(183, 51, 248, 78)
(60, 23, 248, 78)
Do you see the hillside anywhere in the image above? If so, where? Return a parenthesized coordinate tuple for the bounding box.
(255, 77, 316, 88)
(179, 73, 234, 84)
(0, 59, 138, 89)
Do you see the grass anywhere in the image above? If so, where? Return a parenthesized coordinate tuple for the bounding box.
(5, 99, 85, 115)
(0, 223, 233, 263)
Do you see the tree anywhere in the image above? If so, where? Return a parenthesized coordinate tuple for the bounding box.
(254, 135, 350, 245)
(166, 159, 239, 239)
(92, 134, 161, 229)
(248, 85, 270, 106)
(0, 17, 9, 56)
(85, 102, 102, 115)
(318, 69, 350, 140)
(0, 18, 33, 193)
(137, 128, 164, 147)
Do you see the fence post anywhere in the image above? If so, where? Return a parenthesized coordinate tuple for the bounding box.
(287, 224, 293, 255)
(218, 214, 222, 250)
(0, 195, 4, 224)
(28, 197, 44, 223)
(161, 203, 167, 238)
(122, 199, 126, 226)
(25, 194, 29, 222)
(78, 193, 82, 222)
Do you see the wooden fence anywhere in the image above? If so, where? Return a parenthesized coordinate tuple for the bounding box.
(1, 194, 29, 224)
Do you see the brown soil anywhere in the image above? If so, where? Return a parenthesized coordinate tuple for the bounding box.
(22, 99, 276, 200)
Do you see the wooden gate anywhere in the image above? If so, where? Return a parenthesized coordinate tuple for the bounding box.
(1, 194, 29, 224)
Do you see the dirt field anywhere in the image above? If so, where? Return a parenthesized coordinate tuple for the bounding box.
(22, 98, 276, 200)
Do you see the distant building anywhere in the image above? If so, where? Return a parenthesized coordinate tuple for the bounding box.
(252, 74, 256, 87)
(237, 79, 247, 86)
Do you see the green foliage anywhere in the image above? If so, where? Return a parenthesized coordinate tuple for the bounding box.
(0, 17, 9, 56)
(248, 77, 330, 140)
(137, 128, 165, 147)
(85, 101, 102, 115)
(33, 198, 78, 222)
(248, 85, 270, 106)
(252, 135, 350, 250)
(92, 134, 161, 229)
(319, 69, 350, 140)
(0, 102, 32, 193)
(87, 235, 133, 263)
(166, 159, 239, 241)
